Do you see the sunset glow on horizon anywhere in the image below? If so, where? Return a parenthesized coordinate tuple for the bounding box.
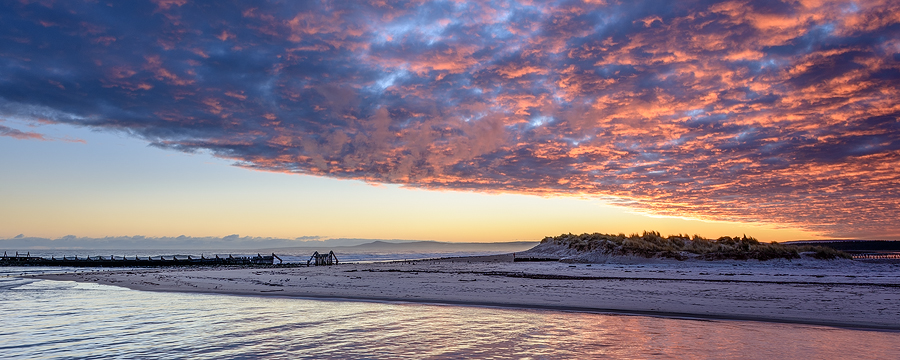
(2, 0, 898, 242)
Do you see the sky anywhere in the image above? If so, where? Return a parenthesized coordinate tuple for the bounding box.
(1, 0, 898, 244)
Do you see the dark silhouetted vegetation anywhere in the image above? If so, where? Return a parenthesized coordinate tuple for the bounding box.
(541, 231, 852, 261)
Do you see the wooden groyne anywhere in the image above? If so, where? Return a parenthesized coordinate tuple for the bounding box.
(0, 251, 281, 267)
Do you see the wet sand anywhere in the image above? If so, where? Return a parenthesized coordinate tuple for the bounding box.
(34, 255, 900, 330)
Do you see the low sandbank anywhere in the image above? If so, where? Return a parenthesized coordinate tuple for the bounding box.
(34, 254, 900, 330)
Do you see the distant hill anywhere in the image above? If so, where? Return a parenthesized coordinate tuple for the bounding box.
(0, 235, 538, 252)
(269, 240, 539, 253)
(782, 240, 900, 252)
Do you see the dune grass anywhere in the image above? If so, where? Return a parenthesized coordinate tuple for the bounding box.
(541, 231, 851, 261)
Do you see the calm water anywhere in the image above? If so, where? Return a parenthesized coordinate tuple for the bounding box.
(1, 273, 898, 359)
(4, 249, 508, 264)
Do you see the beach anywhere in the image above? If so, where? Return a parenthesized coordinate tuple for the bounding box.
(34, 255, 900, 331)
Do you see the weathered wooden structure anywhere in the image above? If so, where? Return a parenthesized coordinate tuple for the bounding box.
(307, 251, 338, 266)
(0, 251, 280, 267)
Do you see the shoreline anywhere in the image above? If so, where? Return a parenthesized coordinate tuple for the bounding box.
(120, 287, 900, 332)
(32, 254, 900, 331)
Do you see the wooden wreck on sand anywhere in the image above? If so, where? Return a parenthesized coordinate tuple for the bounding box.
(307, 251, 338, 266)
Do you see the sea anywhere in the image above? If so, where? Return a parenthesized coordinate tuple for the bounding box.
(0, 248, 523, 264)
(2, 251, 899, 359)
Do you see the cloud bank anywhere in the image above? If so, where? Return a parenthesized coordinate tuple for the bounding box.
(1, 0, 898, 238)
(0, 234, 414, 250)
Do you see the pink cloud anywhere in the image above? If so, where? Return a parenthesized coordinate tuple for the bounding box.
(0, 125, 46, 140)
(2, 0, 899, 238)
